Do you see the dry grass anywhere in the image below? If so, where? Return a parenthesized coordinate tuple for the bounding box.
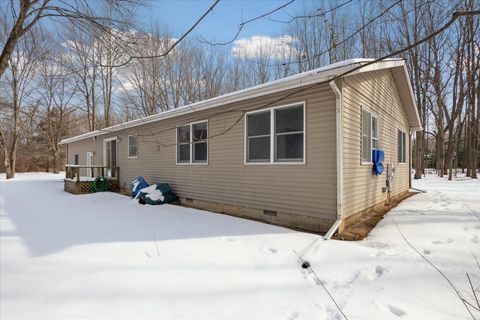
(334, 192, 417, 241)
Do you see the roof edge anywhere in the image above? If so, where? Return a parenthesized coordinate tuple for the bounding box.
(61, 58, 407, 144)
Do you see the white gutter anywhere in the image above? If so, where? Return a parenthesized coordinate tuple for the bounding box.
(324, 79, 343, 240)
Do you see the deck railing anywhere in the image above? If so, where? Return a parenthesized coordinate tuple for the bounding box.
(65, 165, 120, 182)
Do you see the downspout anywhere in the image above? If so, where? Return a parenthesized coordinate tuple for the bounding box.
(409, 132, 412, 189)
(324, 79, 343, 240)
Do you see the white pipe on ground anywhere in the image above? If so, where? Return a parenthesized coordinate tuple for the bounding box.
(324, 79, 343, 240)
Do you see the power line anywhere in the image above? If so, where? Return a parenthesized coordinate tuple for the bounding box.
(268, 0, 406, 68)
(126, 10, 480, 148)
(197, 0, 296, 46)
(102, 0, 221, 68)
(266, 0, 355, 24)
(80, 9, 479, 148)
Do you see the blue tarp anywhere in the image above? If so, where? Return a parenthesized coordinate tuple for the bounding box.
(131, 177, 149, 198)
(372, 149, 385, 175)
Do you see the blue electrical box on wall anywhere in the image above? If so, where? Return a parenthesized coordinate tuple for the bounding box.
(372, 149, 385, 175)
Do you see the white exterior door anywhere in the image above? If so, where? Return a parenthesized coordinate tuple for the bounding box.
(86, 152, 94, 177)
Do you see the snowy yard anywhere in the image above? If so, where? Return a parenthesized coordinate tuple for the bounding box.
(1, 173, 479, 320)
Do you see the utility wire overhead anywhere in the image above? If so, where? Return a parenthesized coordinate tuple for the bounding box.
(197, 0, 296, 46)
(100, 10, 480, 148)
(266, 0, 355, 24)
(269, 0, 406, 68)
(101, 0, 221, 68)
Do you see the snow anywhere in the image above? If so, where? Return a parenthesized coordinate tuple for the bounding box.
(1, 173, 479, 320)
(145, 190, 165, 202)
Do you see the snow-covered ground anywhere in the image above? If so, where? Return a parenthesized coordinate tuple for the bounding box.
(1, 173, 479, 320)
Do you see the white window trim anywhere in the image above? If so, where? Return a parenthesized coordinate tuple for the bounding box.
(175, 120, 209, 165)
(244, 101, 306, 165)
(398, 129, 407, 164)
(127, 134, 139, 159)
(86, 151, 94, 177)
(361, 107, 380, 166)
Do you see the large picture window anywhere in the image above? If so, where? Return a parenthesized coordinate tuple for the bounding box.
(361, 109, 379, 163)
(398, 129, 406, 163)
(245, 103, 305, 164)
(177, 121, 208, 164)
(128, 135, 138, 158)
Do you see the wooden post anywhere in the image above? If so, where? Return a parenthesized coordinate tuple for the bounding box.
(101, 167, 105, 177)
(76, 167, 80, 182)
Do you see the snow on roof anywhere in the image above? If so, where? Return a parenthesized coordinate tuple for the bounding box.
(61, 58, 417, 144)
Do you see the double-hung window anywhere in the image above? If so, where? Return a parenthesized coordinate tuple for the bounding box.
(361, 108, 379, 163)
(128, 135, 138, 158)
(398, 130, 406, 163)
(246, 103, 305, 164)
(177, 121, 208, 164)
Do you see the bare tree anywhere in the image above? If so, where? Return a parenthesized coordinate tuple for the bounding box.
(37, 38, 76, 173)
(0, 0, 137, 78)
(0, 27, 43, 178)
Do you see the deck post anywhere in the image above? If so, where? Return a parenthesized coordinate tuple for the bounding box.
(76, 167, 80, 182)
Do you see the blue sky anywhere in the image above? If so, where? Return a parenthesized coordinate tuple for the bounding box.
(135, 0, 307, 42)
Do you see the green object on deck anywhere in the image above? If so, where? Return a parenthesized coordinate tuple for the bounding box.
(93, 176, 109, 192)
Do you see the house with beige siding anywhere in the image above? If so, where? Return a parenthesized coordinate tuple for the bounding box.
(60, 58, 422, 236)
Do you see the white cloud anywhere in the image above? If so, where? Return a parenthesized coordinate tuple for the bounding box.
(231, 35, 297, 60)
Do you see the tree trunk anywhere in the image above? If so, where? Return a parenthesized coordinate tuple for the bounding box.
(52, 149, 60, 174)
(414, 131, 424, 179)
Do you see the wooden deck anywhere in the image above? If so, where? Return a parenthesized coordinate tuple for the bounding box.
(64, 165, 120, 194)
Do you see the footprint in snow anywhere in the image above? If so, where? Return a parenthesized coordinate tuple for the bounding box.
(221, 237, 234, 242)
(470, 235, 479, 243)
(284, 311, 299, 320)
(334, 270, 361, 287)
(423, 249, 432, 255)
(432, 238, 453, 245)
(367, 266, 386, 280)
(260, 246, 277, 253)
(388, 305, 406, 317)
(377, 302, 407, 318)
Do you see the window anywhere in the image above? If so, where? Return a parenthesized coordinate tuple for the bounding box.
(361, 109, 379, 163)
(192, 122, 208, 163)
(74, 153, 79, 165)
(128, 135, 138, 158)
(246, 111, 271, 162)
(246, 103, 305, 164)
(176, 121, 208, 164)
(398, 130, 406, 163)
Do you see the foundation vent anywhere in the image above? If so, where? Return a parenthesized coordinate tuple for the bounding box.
(263, 209, 277, 217)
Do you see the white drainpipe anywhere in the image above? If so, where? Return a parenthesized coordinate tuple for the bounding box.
(324, 79, 343, 240)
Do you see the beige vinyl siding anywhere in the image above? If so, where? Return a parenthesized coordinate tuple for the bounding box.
(67, 84, 338, 222)
(67, 138, 105, 176)
(342, 69, 410, 218)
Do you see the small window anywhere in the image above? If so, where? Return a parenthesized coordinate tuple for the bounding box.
(371, 116, 379, 149)
(128, 135, 138, 158)
(245, 103, 304, 164)
(74, 154, 79, 165)
(398, 130, 406, 163)
(192, 122, 208, 163)
(361, 109, 379, 163)
(246, 111, 271, 162)
(177, 121, 208, 164)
